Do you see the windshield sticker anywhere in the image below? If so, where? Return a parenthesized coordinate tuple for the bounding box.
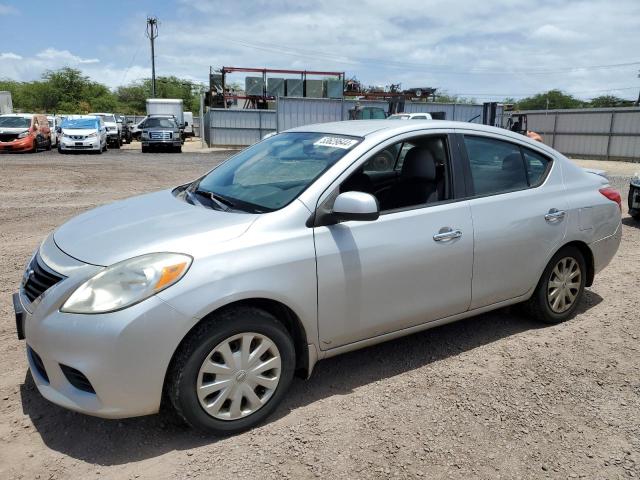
(313, 136, 358, 149)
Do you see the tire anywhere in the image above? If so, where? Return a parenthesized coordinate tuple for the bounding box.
(167, 306, 296, 435)
(631, 213, 640, 221)
(45, 137, 52, 151)
(57, 146, 63, 154)
(102, 142, 107, 152)
(141, 145, 148, 153)
(523, 246, 586, 324)
(31, 138, 38, 153)
(174, 146, 182, 153)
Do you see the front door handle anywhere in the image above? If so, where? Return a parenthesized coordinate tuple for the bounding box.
(545, 208, 566, 222)
(433, 228, 463, 242)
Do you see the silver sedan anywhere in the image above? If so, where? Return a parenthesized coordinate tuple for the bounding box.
(14, 120, 622, 434)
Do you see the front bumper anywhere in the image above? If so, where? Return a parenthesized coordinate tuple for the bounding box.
(0, 136, 35, 152)
(60, 137, 101, 151)
(17, 238, 194, 418)
(628, 183, 640, 217)
(142, 139, 182, 147)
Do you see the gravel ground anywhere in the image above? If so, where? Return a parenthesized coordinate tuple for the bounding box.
(0, 148, 638, 480)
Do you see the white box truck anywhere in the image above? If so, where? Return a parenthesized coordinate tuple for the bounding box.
(0, 91, 13, 114)
(146, 99, 184, 127)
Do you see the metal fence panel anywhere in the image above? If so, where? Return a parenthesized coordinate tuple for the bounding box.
(553, 134, 609, 157)
(609, 135, 640, 158)
(277, 97, 343, 131)
(613, 111, 640, 135)
(206, 109, 275, 146)
(556, 112, 611, 134)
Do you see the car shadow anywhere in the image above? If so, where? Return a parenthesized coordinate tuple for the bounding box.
(622, 216, 640, 229)
(20, 290, 603, 466)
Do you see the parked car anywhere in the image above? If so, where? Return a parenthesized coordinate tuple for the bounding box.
(117, 116, 132, 144)
(629, 172, 640, 220)
(388, 112, 433, 120)
(140, 114, 183, 153)
(90, 113, 121, 148)
(14, 121, 621, 434)
(183, 112, 194, 138)
(47, 115, 62, 147)
(0, 113, 51, 152)
(57, 116, 107, 154)
(129, 118, 145, 141)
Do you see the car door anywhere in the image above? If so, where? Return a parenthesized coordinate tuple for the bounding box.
(456, 131, 568, 309)
(314, 131, 474, 349)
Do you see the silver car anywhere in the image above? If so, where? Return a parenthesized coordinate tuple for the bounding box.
(14, 120, 622, 434)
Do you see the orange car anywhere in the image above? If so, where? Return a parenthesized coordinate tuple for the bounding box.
(0, 114, 51, 153)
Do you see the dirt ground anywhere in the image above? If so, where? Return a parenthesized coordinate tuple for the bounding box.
(0, 148, 638, 480)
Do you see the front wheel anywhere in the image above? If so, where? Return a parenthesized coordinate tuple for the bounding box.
(167, 306, 295, 434)
(524, 246, 586, 324)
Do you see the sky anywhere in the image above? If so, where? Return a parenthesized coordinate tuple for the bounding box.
(1, 0, 639, 101)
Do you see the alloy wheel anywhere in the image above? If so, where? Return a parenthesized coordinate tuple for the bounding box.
(547, 257, 581, 313)
(196, 332, 282, 421)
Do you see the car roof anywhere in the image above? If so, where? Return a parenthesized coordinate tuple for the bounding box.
(285, 120, 558, 154)
(0, 113, 33, 118)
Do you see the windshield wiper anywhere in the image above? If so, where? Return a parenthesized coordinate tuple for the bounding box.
(191, 189, 232, 211)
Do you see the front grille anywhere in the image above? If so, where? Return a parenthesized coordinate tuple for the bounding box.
(60, 365, 95, 393)
(149, 131, 172, 140)
(22, 255, 65, 303)
(28, 346, 49, 382)
(69, 135, 86, 140)
(0, 133, 19, 142)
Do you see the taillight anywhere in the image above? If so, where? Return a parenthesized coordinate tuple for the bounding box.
(599, 187, 622, 210)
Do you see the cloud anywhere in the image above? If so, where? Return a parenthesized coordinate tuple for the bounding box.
(3, 0, 640, 100)
(0, 52, 22, 60)
(0, 3, 17, 15)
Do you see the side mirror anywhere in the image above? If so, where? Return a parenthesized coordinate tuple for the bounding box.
(332, 191, 379, 222)
(184, 121, 188, 127)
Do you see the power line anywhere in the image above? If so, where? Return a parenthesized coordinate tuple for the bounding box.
(217, 35, 640, 76)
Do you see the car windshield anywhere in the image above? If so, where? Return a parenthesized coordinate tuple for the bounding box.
(191, 132, 361, 212)
(0, 116, 31, 128)
(145, 117, 176, 128)
(95, 114, 115, 123)
(61, 119, 99, 129)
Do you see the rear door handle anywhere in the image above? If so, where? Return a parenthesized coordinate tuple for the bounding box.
(545, 208, 566, 222)
(433, 228, 463, 242)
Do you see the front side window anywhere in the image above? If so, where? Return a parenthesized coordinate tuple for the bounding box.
(464, 136, 528, 196)
(341, 135, 451, 212)
(192, 132, 361, 212)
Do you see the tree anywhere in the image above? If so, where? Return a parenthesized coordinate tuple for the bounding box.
(516, 89, 584, 110)
(588, 95, 629, 108)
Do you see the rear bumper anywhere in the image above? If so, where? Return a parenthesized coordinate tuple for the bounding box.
(0, 136, 35, 152)
(589, 219, 622, 275)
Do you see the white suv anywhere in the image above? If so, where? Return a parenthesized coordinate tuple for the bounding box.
(90, 113, 121, 148)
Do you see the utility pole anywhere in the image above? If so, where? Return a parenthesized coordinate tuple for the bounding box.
(146, 17, 159, 98)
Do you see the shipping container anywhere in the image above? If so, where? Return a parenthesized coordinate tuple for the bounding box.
(286, 79, 303, 97)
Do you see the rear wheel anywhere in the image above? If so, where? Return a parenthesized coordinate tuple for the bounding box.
(524, 246, 586, 324)
(167, 306, 295, 434)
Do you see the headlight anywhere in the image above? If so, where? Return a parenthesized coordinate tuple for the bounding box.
(87, 132, 97, 138)
(61, 253, 192, 314)
(17, 130, 29, 139)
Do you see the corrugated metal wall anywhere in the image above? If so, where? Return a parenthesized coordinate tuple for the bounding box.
(206, 109, 276, 146)
(204, 99, 503, 147)
(508, 107, 640, 160)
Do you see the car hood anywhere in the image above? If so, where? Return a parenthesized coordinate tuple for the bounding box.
(62, 128, 98, 135)
(0, 127, 29, 134)
(53, 189, 258, 266)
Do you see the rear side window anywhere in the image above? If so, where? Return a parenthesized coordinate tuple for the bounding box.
(522, 148, 551, 187)
(464, 136, 528, 196)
